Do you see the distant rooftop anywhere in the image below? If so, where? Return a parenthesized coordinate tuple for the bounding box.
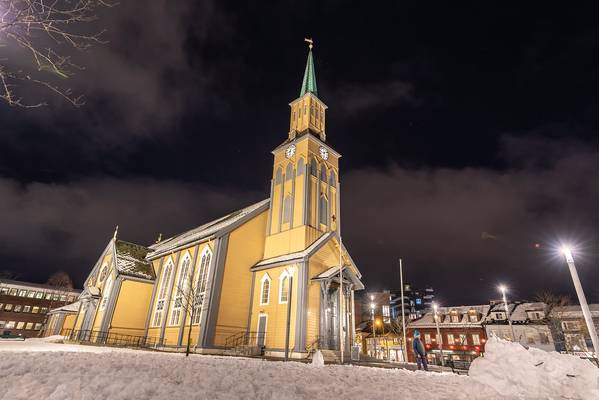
(0, 278, 81, 294)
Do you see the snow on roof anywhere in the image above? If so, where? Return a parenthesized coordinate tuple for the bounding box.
(114, 240, 155, 280)
(49, 301, 80, 314)
(253, 232, 334, 268)
(484, 302, 546, 323)
(551, 304, 599, 318)
(149, 199, 270, 257)
(312, 265, 364, 289)
(409, 304, 490, 328)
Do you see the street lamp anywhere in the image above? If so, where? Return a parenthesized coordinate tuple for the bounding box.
(498, 285, 516, 342)
(370, 301, 376, 358)
(560, 246, 599, 358)
(432, 302, 445, 367)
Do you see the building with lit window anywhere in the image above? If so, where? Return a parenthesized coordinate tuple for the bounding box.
(407, 304, 490, 364)
(0, 279, 80, 338)
(550, 304, 599, 354)
(390, 285, 434, 321)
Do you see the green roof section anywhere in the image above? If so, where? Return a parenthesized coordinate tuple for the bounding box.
(300, 49, 318, 97)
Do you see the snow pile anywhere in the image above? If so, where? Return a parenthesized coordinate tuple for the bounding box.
(0, 339, 503, 400)
(470, 337, 599, 400)
(311, 350, 324, 367)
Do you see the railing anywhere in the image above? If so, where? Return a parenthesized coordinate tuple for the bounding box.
(305, 336, 320, 358)
(61, 329, 160, 349)
(223, 331, 265, 355)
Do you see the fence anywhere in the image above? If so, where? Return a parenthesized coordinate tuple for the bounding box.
(61, 328, 160, 349)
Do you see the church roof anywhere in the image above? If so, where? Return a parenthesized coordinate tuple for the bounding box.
(114, 240, 155, 280)
(300, 48, 318, 97)
(148, 199, 270, 258)
(49, 301, 81, 314)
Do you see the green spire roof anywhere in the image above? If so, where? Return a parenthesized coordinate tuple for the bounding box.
(300, 48, 318, 97)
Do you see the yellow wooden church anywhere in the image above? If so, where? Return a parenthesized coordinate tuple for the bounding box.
(55, 43, 364, 357)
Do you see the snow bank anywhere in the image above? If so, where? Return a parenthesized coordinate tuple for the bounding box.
(470, 337, 599, 400)
(0, 340, 502, 400)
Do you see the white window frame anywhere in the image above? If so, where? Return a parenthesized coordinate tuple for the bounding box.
(278, 270, 291, 304)
(424, 333, 432, 344)
(259, 274, 271, 306)
(472, 334, 480, 345)
(447, 333, 455, 343)
(169, 253, 192, 326)
(192, 247, 212, 325)
(152, 258, 174, 327)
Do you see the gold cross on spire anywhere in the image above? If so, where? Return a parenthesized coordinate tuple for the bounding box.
(304, 37, 314, 50)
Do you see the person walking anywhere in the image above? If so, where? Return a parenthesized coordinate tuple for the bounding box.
(413, 330, 428, 371)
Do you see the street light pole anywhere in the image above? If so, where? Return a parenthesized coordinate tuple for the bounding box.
(370, 299, 376, 358)
(433, 303, 445, 367)
(562, 246, 599, 359)
(499, 285, 516, 341)
(399, 258, 407, 362)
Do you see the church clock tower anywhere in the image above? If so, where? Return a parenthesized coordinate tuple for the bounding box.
(264, 40, 341, 259)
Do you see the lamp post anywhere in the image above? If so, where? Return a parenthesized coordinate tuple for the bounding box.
(399, 258, 407, 362)
(370, 299, 376, 358)
(499, 285, 516, 342)
(561, 246, 599, 359)
(433, 302, 445, 367)
(284, 265, 295, 361)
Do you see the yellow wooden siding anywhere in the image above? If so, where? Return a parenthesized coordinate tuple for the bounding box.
(63, 314, 77, 333)
(250, 264, 298, 350)
(109, 279, 154, 337)
(213, 210, 268, 346)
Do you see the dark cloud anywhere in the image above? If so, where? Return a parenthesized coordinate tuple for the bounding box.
(342, 135, 599, 303)
(333, 80, 416, 114)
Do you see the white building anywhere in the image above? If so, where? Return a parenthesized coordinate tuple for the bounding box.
(483, 301, 554, 351)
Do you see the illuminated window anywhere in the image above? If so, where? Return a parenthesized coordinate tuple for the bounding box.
(192, 248, 212, 324)
(5, 304, 13, 311)
(5, 321, 15, 329)
(447, 334, 454, 343)
(472, 334, 480, 345)
(279, 272, 290, 304)
(35, 292, 43, 299)
(0, 321, 4, 328)
(25, 322, 33, 330)
(260, 274, 271, 306)
(32, 307, 39, 314)
(170, 254, 192, 326)
(23, 306, 31, 313)
(424, 334, 432, 344)
(18, 290, 27, 297)
(14, 305, 22, 312)
(40, 307, 48, 313)
(152, 260, 174, 327)
(16, 322, 25, 329)
(27, 291, 35, 298)
(34, 323, 42, 330)
(459, 334, 467, 344)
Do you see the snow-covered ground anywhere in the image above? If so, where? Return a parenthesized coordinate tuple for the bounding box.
(0, 337, 597, 400)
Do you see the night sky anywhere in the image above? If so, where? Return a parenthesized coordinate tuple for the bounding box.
(2, 2, 599, 305)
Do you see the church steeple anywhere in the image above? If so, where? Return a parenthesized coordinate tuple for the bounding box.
(300, 40, 317, 97)
(288, 39, 327, 142)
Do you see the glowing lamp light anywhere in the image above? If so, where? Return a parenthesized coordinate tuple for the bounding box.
(561, 245, 575, 263)
(475, 346, 480, 351)
(498, 285, 506, 294)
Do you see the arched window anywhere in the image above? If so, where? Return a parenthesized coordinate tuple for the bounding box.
(192, 248, 212, 324)
(170, 254, 191, 326)
(329, 170, 337, 187)
(99, 264, 108, 283)
(320, 165, 327, 182)
(279, 271, 291, 304)
(275, 167, 282, 184)
(310, 159, 317, 176)
(260, 274, 271, 305)
(297, 158, 305, 175)
(152, 260, 174, 327)
(319, 195, 328, 225)
(100, 274, 113, 311)
(282, 195, 292, 224)
(285, 163, 293, 180)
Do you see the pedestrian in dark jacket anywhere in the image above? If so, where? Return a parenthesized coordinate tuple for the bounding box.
(412, 330, 428, 371)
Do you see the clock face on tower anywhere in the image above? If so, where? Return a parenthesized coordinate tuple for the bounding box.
(285, 144, 296, 158)
(319, 146, 329, 160)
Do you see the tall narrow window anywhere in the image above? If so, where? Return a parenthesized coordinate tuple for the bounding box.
(279, 272, 290, 304)
(320, 166, 327, 182)
(329, 171, 337, 187)
(297, 158, 305, 175)
(275, 167, 282, 184)
(310, 159, 317, 176)
(282, 195, 292, 224)
(260, 274, 271, 305)
(170, 255, 191, 326)
(319, 195, 328, 225)
(192, 248, 212, 324)
(152, 261, 174, 327)
(100, 274, 113, 311)
(285, 163, 293, 180)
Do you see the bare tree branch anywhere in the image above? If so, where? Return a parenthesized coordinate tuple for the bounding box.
(0, 0, 113, 107)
